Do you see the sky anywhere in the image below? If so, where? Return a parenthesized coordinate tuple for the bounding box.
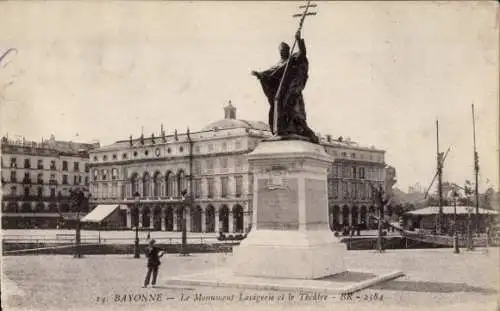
(0, 1, 498, 192)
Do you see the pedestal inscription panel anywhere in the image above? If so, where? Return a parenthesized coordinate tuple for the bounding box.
(305, 178, 329, 230)
(256, 178, 299, 230)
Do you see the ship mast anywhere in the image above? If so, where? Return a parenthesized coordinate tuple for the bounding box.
(472, 104, 480, 234)
(436, 119, 443, 234)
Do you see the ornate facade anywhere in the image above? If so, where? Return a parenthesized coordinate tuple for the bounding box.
(88, 103, 395, 233)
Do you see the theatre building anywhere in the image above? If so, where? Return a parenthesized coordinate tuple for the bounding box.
(88, 103, 394, 233)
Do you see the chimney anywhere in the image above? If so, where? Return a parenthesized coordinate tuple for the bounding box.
(224, 100, 236, 119)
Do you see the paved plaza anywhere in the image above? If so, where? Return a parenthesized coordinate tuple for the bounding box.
(2, 248, 498, 311)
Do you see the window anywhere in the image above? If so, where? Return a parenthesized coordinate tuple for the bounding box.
(353, 182, 358, 199)
(122, 153, 128, 159)
(103, 155, 108, 161)
(166, 148, 171, 154)
(50, 188, 56, 197)
(10, 157, 17, 168)
(112, 154, 117, 160)
(93, 170, 98, 181)
(194, 145, 200, 154)
(10, 185, 17, 195)
(179, 146, 184, 153)
(208, 143, 214, 153)
(351, 152, 356, 158)
(235, 176, 243, 197)
(112, 168, 118, 180)
(37, 187, 43, 197)
(194, 179, 202, 198)
(50, 160, 56, 170)
(221, 142, 227, 151)
(342, 166, 349, 178)
(235, 140, 242, 149)
(24, 171, 30, 180)
(24, 187, 30, 197)
(194, 160, 202, 175)
(352, 167, 357, 179)
(221, 177, 228, 197)
(49, 173, 56, 184)
(133, 151, 138, 157)
(10, 171, 16, 182)
(62, 174, 68, 185)
(102, 183, 108, 198)
(73, 162, 80, 172)
(62, 161, 68, 171)
(332, 165, 339, 177)
(37, 159, 44, 169)
(235, 158, 243, 170)
(332, 181, 339, 199)
(359, 167, 365, 179)
(220, 157, 228, 169)
(74, 175, 79, 185)
(85, 163, 89, 173)
(206, 159, 214, 170)
(144, 150, 149, 156)
(342, 181, 348, 199)
(85, 176, 89, 185)
(207, 177, 214, 198)
(37, 173, 43, 184)
(102, 170, 108, 180)
(24, 158, 30, 169)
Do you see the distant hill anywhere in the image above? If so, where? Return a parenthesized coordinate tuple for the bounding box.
(392, 187, 426, 208)
(391, 186, 500, 211)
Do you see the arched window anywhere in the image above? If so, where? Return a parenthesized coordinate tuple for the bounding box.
(177, 170, 186, 196)
(143, 172, 151, 197)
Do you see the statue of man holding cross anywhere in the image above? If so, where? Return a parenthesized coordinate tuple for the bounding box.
(251, 30, 319, 144)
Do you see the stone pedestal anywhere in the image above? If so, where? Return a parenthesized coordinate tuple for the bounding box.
(233, 139, 346, 279)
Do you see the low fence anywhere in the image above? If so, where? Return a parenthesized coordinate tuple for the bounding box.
(2, 234, 220, 245)
(2, 242, 238, 256)
(2, 232, 240, 256)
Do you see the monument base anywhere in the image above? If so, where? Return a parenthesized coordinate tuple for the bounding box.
(233, 230, 345, 279)
(230, 139, 347, 279)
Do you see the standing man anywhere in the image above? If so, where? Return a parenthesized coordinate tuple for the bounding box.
(143, 239, 165, 288)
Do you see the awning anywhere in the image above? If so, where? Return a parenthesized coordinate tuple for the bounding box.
(406, 205, 499, 216)
(81, 205, 120, 223)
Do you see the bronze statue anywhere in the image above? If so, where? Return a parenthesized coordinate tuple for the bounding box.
(252, 30, 319, 144)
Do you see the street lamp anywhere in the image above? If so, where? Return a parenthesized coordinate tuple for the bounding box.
(133, 192, 140, 258)
(70, 187, 87, 259)
(180, 189, 190, 256)
(450, 189, 460, 254)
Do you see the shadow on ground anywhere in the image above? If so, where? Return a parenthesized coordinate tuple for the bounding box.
(372, 280, 497, 294)
(317, 271, 378, 282)
(317, 271, 497, 295)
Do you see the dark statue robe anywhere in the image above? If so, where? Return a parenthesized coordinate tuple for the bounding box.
(256, 38, 319, 144)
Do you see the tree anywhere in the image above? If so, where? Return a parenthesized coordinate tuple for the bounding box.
(69, 187, 90, 258)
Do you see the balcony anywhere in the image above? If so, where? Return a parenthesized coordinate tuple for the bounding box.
(49, 180, 58, 185)
(22, 178, 32, 185)
(10, 177, 17, 183)
(37, 180, 44, 185)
